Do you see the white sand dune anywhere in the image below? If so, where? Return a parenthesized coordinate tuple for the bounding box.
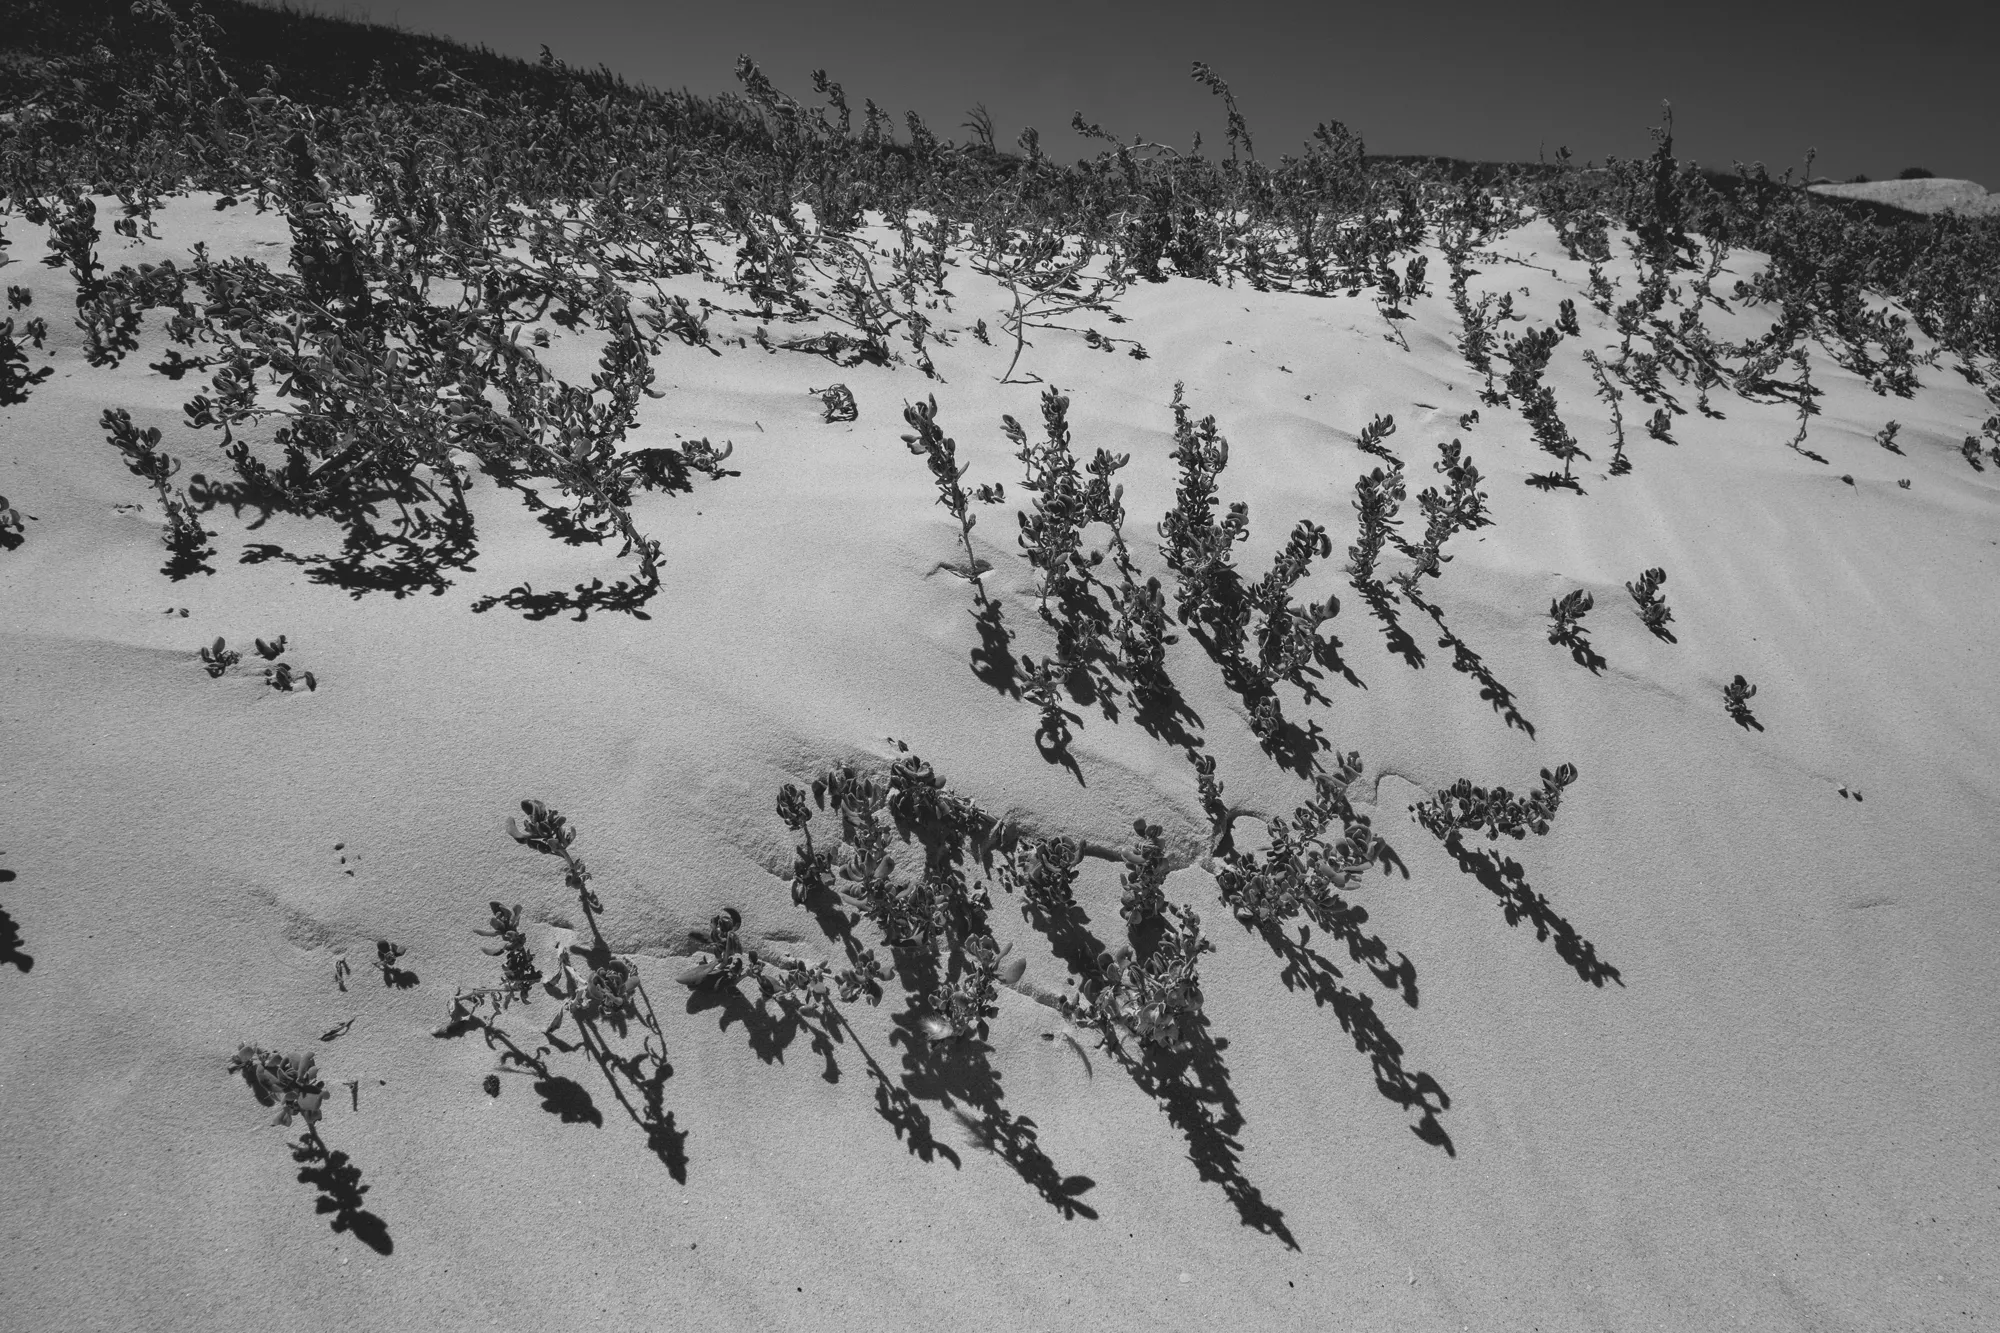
(1811, 176, 2000, 217)
(1, 198, 1997, 1333)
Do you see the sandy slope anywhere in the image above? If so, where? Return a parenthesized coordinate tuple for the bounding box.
(1810, 177, 2000, 217)
(1, 199, 1997, 1332)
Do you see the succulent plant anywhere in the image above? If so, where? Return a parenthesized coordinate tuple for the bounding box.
(229, 1045, 327, 1128)
(810, 382, 858, 422)
(1625, 567, 1673, 637)
(198, 636, 241, 678)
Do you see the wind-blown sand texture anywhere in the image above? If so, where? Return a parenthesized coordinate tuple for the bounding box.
(2, 191, 1997, 1333)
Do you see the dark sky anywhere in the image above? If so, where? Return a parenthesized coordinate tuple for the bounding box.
(302, 0, 1995, 188)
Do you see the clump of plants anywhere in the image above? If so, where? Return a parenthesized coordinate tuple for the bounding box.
(261, 638, 318, 693)
(779, 746, 1017, 1039)
(1060, 902, 1213, 1056)
(1410, 763, 1579, 842)
(1116, 819, 1171, 925)
(679, 904, 884, 1009)
(1209, 751, 1382, 927)
(0, 316, 53, 406)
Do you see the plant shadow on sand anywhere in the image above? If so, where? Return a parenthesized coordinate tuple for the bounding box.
(470, 574, 657, 621)
(1440, 833, 1623, 988)
(438, 938, 687, 1179)
(1251, 922, 1453, 1155)
(290, 1127, 394, 1255)
(1, 867, 32, 974)
(1013, 891, 1299, 1246)
(683, 881, 1095, 1214)
(683, 974, 970, 1171)
(1405, 587, 1536, 737)
(548, 928, 690, 1180)
(195, 469, 479, 601)
(968, 598, 1206, 776)
(893, 1013, 1100, 1221)
(193, 449, 720, 621)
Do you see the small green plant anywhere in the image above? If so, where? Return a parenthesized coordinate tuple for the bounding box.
(1874, 420, 1903, 453)
(1345, 463, 1407, 589)
(776, 783, 838, 906)
(199, 636, 241, 677)
(507, 799, 602, 915)
(1354, 412, 1398, 460)
(1244, 518, 1339, 688)
(1506, 326, 1588, 489)
(1583, 350, 1630, 474)
(811, 383, 858, 422)
(229, 1036, 390, 1251)
(1646, 407, 1676, 444)
(1547, 588, 1604, 671)
(1157, 384, 1250, 642)
(549, 953, 642, 1027)
(930, 932, 1019, 1042)
(1393, 438, 1491, 587)
(229, 1045, 327, 1128)
(1723, 674, 1759, 727)
(471, 902, 543, 1006)
(1117, 819, 1171, 926)
(1961, 436, 1986, 471)
(1626, 567, 1674, 639)
(1547, 589, 1593, 648)
(902, 395, 988, 603)
(264, 660, 317, 692)
(1784, 350, 1824, 460)
(374, 939, 415, 987)
(254, 635, 288, 660)
(102, 409, 213, 576)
